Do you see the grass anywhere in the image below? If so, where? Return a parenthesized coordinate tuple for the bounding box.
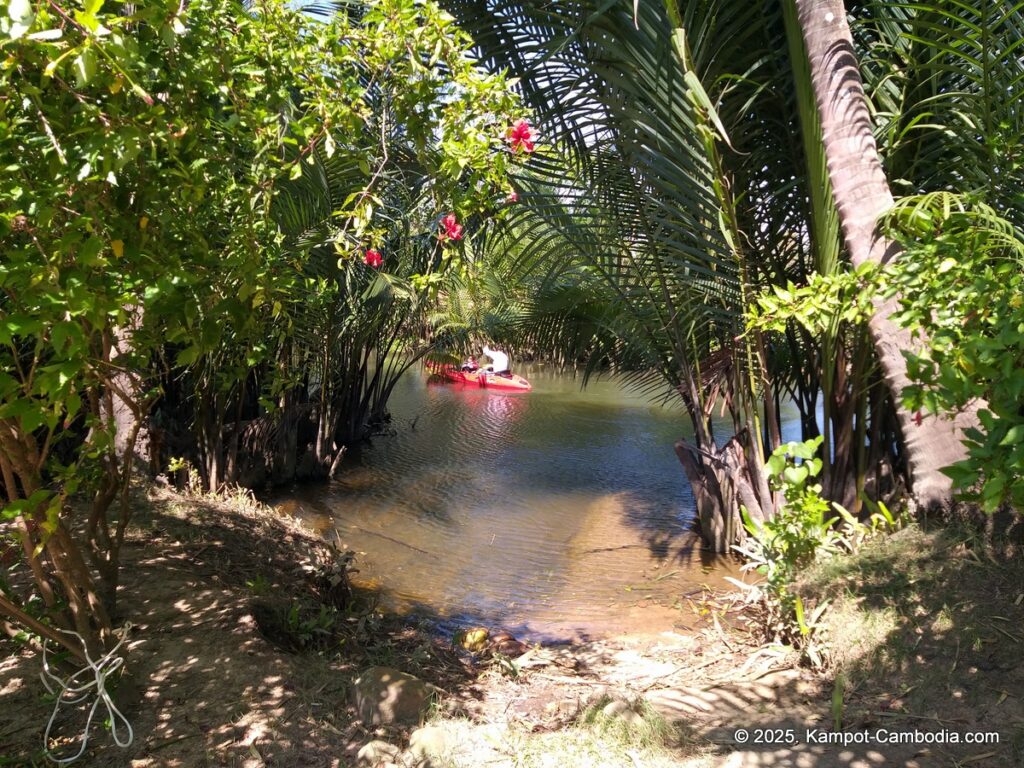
(576, 695, 684, 750)
(798, 525, 935, 680)
(418, 698, 707, 768)
(799, 524, 1013, 680)
(794, 522, 1024, 765)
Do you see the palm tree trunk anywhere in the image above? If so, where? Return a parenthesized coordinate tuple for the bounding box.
(794, 0, 978, 513)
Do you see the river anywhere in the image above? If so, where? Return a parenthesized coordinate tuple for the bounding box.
(274, 366, 793, 641)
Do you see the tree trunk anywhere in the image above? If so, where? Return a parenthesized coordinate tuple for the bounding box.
(675, 435, 769, 553)
(794, 0, 978, 513)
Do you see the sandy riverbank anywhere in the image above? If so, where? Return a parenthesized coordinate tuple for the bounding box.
(1, 487, 1021, 767)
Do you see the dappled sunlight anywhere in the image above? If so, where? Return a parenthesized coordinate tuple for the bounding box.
(0, 491, 366, 765)
(304, 487, 749, 642)
(5, 1, 1023, 768)
(3, 475, 1019, 768)
(735, 524, 1024, 767)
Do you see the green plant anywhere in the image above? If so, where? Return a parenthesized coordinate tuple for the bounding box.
(733, 437, 842, 652)
(881, 193, 1024, 513)
(1, 0, 523, 657)
(738, 438, 840, 580)
(735, 437, 910, 662)
(166, 458, 188, 475)
(285, 602, 338, 650)
(167, 457, 201, 495)
(860, 497, 905, 536)
(832, 672, 845, 730)
(489, 652, 520, 680)
(576, 696, 680, 751)
(246, 575, 270, 596)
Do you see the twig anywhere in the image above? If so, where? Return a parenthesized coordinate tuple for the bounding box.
(578, 544, 649, 555)
(640, 652, 737, 691)
(531, 673, 608, 687)
(346, 525, 433, 556)
(147, 732, 201, 752)
(874, 711, 967, 726)
(712, 614, 735, 652)
(708, 662, 797, 688)
(988, 624, 1022, 643)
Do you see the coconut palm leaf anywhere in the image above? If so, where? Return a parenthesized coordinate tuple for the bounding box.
(856, 0, 1024, 218)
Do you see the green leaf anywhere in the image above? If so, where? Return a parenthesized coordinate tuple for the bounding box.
(2, 489, 54, 520)
(7, 0, 34, 39)
(783, 465, 809, 487)
(765, 453, 786, 476)
(73, 47, 97, 87)
(998, 425, 1023, 447)
(794, 595, 809, 636)
(176, 345, 201, 366)
(683, 70, 734, 150)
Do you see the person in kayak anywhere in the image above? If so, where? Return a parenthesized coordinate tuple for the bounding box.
(460, 355, 479, 372)
(482, 345, 511, 375)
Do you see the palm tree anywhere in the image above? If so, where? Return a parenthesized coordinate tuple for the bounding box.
(791, 0, 978, 514)
(444, 0, 893, 548)
(444, 0, 1024, 537)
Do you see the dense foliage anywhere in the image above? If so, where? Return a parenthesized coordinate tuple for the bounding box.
(747, 192, 1024, 515)
(1, 0, 523, 655)
(3, 0, 1022, 682)
(883, 194, 1024, 513)
(734, 435, 902, 657)
(443, 0, 904, 550)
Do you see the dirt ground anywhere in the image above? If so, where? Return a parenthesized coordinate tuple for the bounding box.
(1, 490, 1022, 767)
(0, 488, 473, 767)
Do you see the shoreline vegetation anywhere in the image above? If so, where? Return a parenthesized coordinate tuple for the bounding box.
(1, 484, 1021, 767)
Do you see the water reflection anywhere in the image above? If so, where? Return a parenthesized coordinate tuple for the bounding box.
(274, 367, 758, 640)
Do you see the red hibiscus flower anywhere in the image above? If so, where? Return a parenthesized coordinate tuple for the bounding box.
(506, 119, 536, 154)
(363, 249, 383, 268)
(439, 214, 463, 241)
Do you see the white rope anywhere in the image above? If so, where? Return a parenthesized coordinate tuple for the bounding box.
(40, 623, 134, 764)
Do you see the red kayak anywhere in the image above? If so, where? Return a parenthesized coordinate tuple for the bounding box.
(430, 365, 532, 392)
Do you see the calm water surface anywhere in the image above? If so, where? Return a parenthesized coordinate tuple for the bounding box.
(274, 367, 791, 640)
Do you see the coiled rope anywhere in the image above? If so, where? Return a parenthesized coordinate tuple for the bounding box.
(40, 623, 134, 764)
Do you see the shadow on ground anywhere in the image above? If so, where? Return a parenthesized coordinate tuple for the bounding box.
(0, 487, 542, 767)
(641, 522, 1024, 767)
(1, 493, 1021, 768)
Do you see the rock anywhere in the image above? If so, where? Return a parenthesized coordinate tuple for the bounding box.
(580, 685, 610, 709)
(356, 739, 402, 767)
(543, 697, 583, 720)
(352, 667, 435, 726)
(408, 725, 449, 764)
(453, 627, 489, 652)
(602, 698, 643, 726)
(489, 632, 528, 657)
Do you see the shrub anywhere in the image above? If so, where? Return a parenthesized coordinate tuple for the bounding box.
(733, 437, 902, 661)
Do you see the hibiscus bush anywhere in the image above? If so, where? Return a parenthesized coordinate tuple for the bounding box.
(0, 0, 528, 657)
